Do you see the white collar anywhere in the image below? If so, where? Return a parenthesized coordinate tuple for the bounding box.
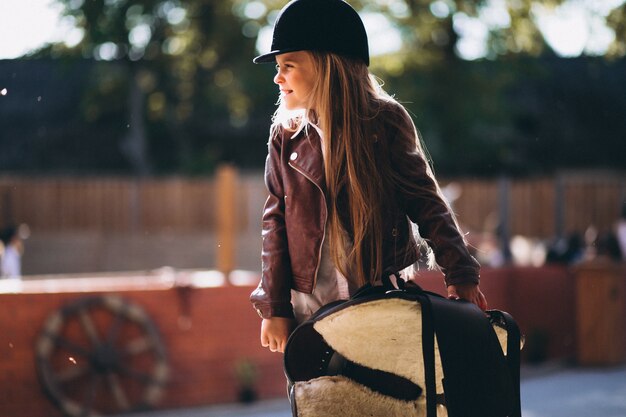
(290, 120, 324, 140)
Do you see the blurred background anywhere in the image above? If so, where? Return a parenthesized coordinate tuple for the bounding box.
(0, 0, 625, 416)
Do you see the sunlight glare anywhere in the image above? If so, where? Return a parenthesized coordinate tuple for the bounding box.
(532, 0, 625, 57)
(361, 12, 403, 57)
(453, 13, 489, 60)
(533, 3, 589, 57)
(1, 0, 624, 61)
(0, 0, 66, 59)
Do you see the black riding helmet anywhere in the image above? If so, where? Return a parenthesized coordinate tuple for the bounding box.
(253, 0, 369, 66)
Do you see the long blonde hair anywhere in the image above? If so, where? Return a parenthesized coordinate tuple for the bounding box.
(272, 52, 450, 287)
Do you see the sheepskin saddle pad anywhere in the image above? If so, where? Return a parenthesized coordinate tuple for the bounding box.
(284, 292, 521, 417)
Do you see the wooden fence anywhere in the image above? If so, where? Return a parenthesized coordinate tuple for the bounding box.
(0, 176, 221, 233)
(1, 169, 624, 238)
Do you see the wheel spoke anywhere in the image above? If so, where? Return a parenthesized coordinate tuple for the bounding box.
(123, 336, 153, 356)
(37, 295, 169, 415)
(117, 366, 154, 385)
(52, 334, 91, 358)
(56, 364, 90, 383)
(106, 312, 126, 345)
(79, 309, 101, 345)
(82, 373, 101, 415)
(106, 372, 130, 410)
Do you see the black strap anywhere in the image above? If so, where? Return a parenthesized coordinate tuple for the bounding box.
(382, 272, 436, 414)
(289, 382, 298, 416)
(492, 310, 522, 417)
(419, 293, 438, 417)
(340, 355, 422, 401)
(383, 274, 437, 415)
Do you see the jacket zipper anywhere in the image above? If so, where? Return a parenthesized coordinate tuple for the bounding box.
(288, 161, 327, 290)
(392, 226, 398, 269)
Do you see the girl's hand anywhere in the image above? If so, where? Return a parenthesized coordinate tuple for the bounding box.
(260, 317, 295, 353)
(447, 283, 488, 311)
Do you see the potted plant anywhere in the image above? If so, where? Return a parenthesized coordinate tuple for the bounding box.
(234, 358, 258, 404)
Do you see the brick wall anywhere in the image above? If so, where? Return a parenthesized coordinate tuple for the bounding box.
(0, 264, 601, 416)
(409, 265, 577, 361)
(0, 277, 285, 417)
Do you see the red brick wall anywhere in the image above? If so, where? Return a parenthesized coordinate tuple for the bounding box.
(0, 265, 579, 416)
(415, 265, 576, 361)
(0, 282, 285, 417)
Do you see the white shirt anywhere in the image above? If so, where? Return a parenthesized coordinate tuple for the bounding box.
(616, 220, 626, 260)
(1, 245, 21, 278)
(291, 233, 352, 323)
(290, 121, 354, 323)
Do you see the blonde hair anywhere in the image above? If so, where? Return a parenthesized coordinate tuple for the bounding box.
(272, 52, 453, 287)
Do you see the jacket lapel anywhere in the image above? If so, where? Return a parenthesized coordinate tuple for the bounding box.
(289, 128, 326, 193)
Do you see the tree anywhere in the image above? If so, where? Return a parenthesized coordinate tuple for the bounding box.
(22, 0, 626, 176)
(607, 3, 626, 57)
(38, 0, 270, 175)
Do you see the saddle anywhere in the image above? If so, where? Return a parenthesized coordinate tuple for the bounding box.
(284, 277, 522, 417)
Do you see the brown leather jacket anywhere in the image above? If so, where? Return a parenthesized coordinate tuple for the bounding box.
(251, 102, 480, 319)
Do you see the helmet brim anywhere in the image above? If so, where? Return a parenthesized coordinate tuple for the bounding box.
(253, 47, 306, 64)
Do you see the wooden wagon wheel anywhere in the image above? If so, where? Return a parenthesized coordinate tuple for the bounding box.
(35, 295, 169, 417)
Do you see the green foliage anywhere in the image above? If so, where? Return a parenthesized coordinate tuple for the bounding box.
(42, 0, 267, 175)
(21, 0, 626, 176)
(607, 3, 626, 57)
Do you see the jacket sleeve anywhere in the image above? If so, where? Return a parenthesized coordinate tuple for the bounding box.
(388, 106, 480, 286)
(250, 129, 295, 319)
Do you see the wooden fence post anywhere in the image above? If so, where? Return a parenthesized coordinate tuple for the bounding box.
(216, 164, 238, 277)
(554, 175, 565, 240)
(575, 261, 626, 365)
(498, 177, 512, 262)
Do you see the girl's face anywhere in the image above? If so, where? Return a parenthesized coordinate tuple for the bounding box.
(274, 51, 316, 110)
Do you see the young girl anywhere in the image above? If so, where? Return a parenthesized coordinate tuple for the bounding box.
(251, 0, 487, 353)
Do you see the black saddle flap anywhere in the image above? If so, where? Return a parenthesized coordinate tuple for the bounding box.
(284, 284, 519, 417)
(428, 296, 514, 416)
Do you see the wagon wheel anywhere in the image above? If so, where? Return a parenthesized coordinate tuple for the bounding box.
(35, 295, 169, 417)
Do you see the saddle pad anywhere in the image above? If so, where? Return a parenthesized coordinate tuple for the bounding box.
(286, 295, 518, 417)
(294, 375, 448, 417)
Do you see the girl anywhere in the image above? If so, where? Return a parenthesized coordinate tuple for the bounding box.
(251, 0, 487, 353)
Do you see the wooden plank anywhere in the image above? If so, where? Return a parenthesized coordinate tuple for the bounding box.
(216, 165, 238, 275)
(575, 262, 626, 365)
